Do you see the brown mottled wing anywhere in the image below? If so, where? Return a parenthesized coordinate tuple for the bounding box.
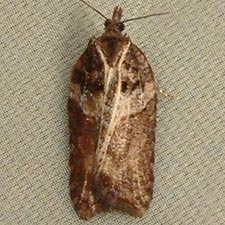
(95, 42, 157, 216)
(68, 39, 104, 220)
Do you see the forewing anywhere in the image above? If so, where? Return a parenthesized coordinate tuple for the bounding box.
(68, 40, 104, 220)
(95, 43, 157, 216)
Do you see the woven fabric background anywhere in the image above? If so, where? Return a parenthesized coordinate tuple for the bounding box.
(1, 0, 224, 224)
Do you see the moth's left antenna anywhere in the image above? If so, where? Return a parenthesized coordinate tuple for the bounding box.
(80, 0, 108, 20)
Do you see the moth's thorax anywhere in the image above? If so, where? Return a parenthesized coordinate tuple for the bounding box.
(97, 34, 129, 65)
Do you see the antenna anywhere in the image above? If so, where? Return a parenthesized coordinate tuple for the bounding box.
(122, 12, 169, 23)
(80, 0, 108, 20)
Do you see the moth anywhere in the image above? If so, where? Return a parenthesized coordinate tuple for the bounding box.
(68, 0, 168, 220)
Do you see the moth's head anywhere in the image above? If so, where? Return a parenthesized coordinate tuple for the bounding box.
(104, 6, 125, 33)
(104, 20, 125, 33)
(80, 0, 169, 34)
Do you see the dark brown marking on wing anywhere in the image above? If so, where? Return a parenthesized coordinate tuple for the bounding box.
(68, 40, 105, 220)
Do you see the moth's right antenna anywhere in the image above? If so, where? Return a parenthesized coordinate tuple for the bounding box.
(122, 12, 169, 23)
(80, 0, 108, 20)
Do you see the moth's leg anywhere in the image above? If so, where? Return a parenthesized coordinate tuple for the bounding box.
(155, 79, 177, 99)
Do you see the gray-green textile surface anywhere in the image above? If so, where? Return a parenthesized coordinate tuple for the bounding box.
(1, 0, 224, 224)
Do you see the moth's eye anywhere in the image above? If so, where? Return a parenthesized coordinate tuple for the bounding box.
(117, 22, 125, 31)
(104, 19, 111, 27)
